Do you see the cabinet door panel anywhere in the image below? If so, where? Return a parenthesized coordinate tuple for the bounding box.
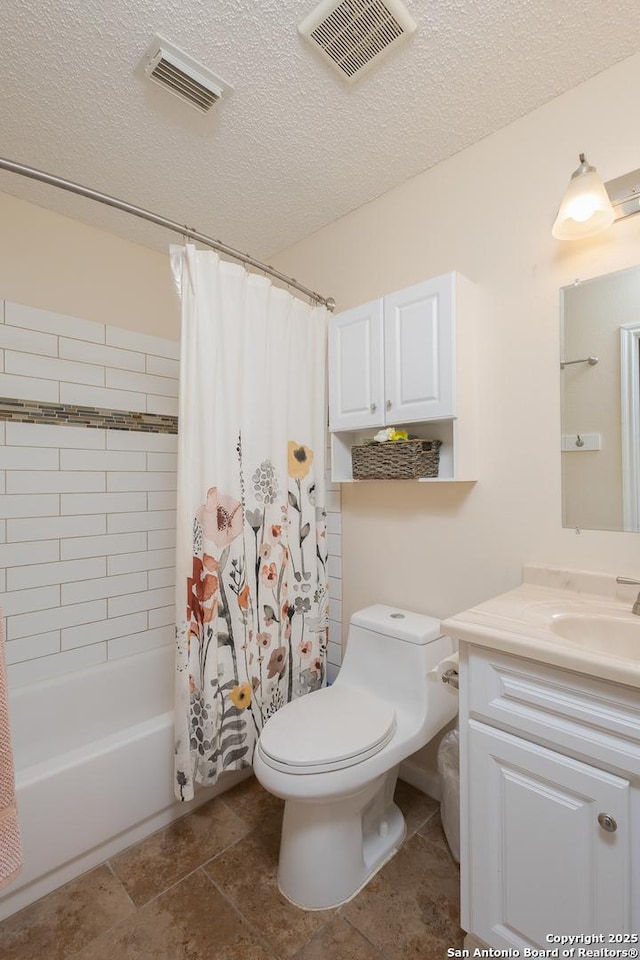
(468, 721, 630, 947)
(384, 274, 454, 422)
(328, 300, 384, 431)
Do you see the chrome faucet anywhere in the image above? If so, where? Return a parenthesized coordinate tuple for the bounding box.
(615, 577, 640, 616)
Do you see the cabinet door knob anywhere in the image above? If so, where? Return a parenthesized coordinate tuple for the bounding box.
(386, 400, 392, 410)
(370, 402, 377, 412)
(598, 813, 617, 833)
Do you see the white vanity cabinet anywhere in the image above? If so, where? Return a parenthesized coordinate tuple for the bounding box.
(460, 645, 638, 946)
(328, 272, 478, 481)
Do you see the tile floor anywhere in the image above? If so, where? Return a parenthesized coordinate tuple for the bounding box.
(0, 777, 464, 960)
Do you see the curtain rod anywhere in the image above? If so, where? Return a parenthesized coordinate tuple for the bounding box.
(0, 156, 335, 312)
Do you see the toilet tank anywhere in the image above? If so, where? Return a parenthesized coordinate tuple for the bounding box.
(335, 604, 453, 713)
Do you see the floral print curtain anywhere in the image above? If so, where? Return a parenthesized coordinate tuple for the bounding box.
(171, 246, 329, 801)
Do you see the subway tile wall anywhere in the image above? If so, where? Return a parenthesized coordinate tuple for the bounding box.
(0, 301, 343, 687)
(0, 298, 179, 688)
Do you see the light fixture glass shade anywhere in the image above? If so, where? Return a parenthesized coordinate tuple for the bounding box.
(552, 155, 615, 240)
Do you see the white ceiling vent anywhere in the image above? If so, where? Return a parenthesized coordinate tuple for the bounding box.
(299, 0, 416, 83)
(141, 36, 232, 113)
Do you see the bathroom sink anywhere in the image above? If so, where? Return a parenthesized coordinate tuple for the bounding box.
(442, 573, 640, 689)
(548, 613, 640, 659)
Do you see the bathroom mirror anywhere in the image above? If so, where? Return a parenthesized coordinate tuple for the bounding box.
(560, 265, 640, 532)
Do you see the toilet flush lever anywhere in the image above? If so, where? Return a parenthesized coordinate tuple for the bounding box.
(442, 668, 459, 689)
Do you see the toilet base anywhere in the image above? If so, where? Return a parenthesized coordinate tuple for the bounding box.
(276, 766, 405, 910)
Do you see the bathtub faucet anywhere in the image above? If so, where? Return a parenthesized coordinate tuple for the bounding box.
(615, 577, 640, 616)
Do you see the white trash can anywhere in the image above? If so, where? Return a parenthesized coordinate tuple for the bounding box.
(436, 728, 460, 863)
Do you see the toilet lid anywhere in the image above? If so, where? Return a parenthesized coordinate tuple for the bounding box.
(259, 684, 396, 770)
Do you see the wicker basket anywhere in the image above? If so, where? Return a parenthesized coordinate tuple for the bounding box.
(351, 438, 442, 480)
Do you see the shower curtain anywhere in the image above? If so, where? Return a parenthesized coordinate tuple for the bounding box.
(171, 246, 329, 801)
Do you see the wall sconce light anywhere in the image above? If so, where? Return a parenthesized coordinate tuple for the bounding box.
(552, 154, 640, 240)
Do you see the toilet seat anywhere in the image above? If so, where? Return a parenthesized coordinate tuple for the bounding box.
(258, 684, 396, 774)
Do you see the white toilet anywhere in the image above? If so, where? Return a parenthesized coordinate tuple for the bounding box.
(253, 604, 458, 910)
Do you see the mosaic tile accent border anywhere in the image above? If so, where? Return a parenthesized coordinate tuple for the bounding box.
(0, 397, 178, 434)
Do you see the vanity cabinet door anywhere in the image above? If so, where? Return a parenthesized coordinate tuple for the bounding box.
(328, 299, 384, 431)
(383, 274, 454, 423)
(467, 720, 631, 947)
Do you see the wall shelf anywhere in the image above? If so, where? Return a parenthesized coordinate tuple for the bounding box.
(330, 418, 477, 483)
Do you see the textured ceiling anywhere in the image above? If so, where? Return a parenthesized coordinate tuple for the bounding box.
(2, 0, 640, 265)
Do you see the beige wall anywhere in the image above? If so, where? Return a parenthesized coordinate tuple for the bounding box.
(0, 192, 178, 338)
(272, 52, 640, 636)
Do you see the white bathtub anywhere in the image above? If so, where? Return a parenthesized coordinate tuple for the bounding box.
(0, 645, 247, 920)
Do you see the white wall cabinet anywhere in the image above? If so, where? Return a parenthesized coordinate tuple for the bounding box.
(459, 645, 638, 947)
(328, 272, 478, 482)
(329, 274, 454, 431)
(328, 298, 385, 432)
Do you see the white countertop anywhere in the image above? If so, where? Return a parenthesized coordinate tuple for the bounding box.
(442, 574, 640, 690)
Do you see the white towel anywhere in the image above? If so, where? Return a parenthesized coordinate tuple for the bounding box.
(0, 610, 22, 888)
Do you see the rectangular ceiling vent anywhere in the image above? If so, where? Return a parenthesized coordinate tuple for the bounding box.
(299, 0, 416, 83)
(142, 36, 232, 113)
